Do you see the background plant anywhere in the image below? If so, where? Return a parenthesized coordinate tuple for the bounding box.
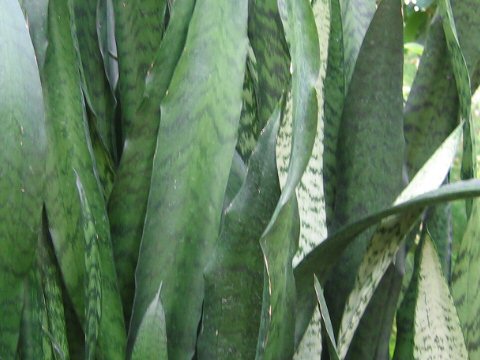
(2, 0, 480, 359)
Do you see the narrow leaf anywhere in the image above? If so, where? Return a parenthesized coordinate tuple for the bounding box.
(413, 235, 468, 360)
(452, 200, 480, 358)
(131, 284, 168, 360)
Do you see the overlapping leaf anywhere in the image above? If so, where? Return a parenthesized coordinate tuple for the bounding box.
(324, 0, 404, 352)
(42, 0, 126, 357)
(108, 0, 195, 319)
(198, 108, 281, 359)
(129, 2, 249, 358)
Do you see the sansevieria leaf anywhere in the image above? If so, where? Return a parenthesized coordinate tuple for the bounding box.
(0, 0, 46, 356)
(131, 284, 168, 360)
(198, 105, 282, 359)
(129, 1, 249, 358)
(108, 0, 195, 320)
(413, 234, 468, 360)
(452, 200, 480, 358)
(324, 0, 404, 350)
(42, 0, 126, 357)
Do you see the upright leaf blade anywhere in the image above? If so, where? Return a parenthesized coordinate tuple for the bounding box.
(43, 0, 126, 357)
(414, 235, 468, 360)
(324, 0, 404, 345)
(113, 0, 167, 135)
(198, 108, 282, 359)
(0, 0, 46, 355)
(131, 285, 168, 360)
(129, 2, 249, 358)
(452, 200, 480, 358)
(108, 0, 195, 320)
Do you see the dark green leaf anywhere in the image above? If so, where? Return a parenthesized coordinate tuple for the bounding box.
(324, 0, 404, 346)
(452, 200, 480, 358)
(113, 0, 167, 135)
(249, 0, 291, 129)
(108, 0, 195, 320)
(198, 107, 281, 359)
(43, 0, 126, 357)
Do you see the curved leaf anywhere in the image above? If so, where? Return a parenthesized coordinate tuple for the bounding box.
(198, 106, 282, 359)
(108, 0, 195, 320)
(324, 0, 404, 345)
(0, 0, 46, 355)
(129, 1, 249, 357)
(43, 0, 126, 357)
(113, 0, 167, 135)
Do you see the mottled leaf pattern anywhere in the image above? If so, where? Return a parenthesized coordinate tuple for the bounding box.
(112, 0, 167, 135)
(42, 0, 126, 357)
(198, 107, 282, 359)
(108, 0, 195, 320)
(324, 0, 404, 341)
(452, 200, 480, 358)
(413, 235, 468, 360)
(129, 2, 249, 358)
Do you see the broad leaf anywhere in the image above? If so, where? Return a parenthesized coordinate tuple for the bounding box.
(43, 0, 126, 357)
(414, 235, 468, 359)
(198, 107, 282, 359)
(324, 0, 404, 351)
(0, 0, 46, 355)
(129, 2, 249, 358)
(108, 0, 195, 321)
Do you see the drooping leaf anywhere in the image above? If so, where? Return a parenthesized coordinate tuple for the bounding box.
(112, 0, 167, 135)
(413, 235, 468, 360)
(198, 106, 282, 359)
(293, 0, 331, 355)
(96, 0, 118, 93)
(452, 200, 480, 358)
(294, 124, 466, 345)
(108, 0, 195, 320)
(0, 0, 46, 355)
(324, 0, 404, 345)
(129, 1, 249, 358)
(42, 0, 126, 357)
(131, 284, 168, 360)
(256, 196, 300, 359)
